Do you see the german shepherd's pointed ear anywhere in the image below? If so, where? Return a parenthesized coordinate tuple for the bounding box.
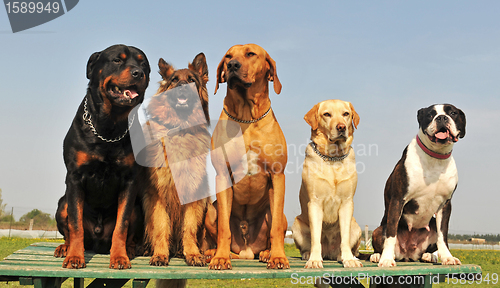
(86, 52, 101, 80)
(266, 52, 282, 95)
(189, 52, 209, 85)
(304, 103, 319, 131)
(158, 58, 175, 81)
(349, 102, 360, 129)
(214, 56, 226, 95)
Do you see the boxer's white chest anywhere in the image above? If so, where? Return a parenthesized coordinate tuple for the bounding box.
(402, 140, 458, 229)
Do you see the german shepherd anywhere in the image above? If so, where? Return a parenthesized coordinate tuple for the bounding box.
(133, 53, 212, 270)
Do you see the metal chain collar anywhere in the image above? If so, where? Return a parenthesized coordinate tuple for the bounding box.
(223, 107, 271, 124)
(310, 142, 351, 162)
(82, 97, 135, 143)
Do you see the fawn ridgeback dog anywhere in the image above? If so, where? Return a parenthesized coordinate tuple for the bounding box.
(292, 100, 362, 269)
(205, 44, 289, 270)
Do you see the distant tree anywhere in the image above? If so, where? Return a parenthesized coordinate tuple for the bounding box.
(19, 209, 53, 227)
(0, 189, 7, 217)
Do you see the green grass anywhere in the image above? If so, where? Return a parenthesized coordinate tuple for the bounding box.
(0, 238, 498, 287)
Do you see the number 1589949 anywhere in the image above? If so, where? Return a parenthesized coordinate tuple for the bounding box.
(5, 2, 60, 14)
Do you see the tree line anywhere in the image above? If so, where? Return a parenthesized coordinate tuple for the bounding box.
(0, 188, 56, 229)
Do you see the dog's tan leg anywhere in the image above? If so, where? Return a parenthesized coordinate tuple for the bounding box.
(208, 176, 233, 270)
(145, 194, 170, 266)
(182, 201, 206, 266)
(305, 201, 324, 268)
(291, 215, 310, 259)
(267, 173, 290, 269)
(338, 200, 362, 268)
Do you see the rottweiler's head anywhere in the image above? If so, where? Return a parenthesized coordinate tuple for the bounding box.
(86, 44, 150, 109)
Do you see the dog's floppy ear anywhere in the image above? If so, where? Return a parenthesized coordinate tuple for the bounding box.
(158, 58, 175, 81)
(456, 108, 466, 138)
(189, 52, 209, 85)
(304, 104, 319, 130)
(417, 107, 426, 128)
(349, 102, 360, 129)
(214, 56, 226, 95)
(266, 53, 282, 95)
(86, 52, 101, 80)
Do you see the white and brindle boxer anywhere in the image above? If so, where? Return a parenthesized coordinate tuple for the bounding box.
(371, 104, 466, 267)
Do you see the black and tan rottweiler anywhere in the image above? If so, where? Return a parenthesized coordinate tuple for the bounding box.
(54, 44, 150, 269)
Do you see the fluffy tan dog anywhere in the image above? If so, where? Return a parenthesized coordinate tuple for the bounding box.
(134, 53, 211, 271)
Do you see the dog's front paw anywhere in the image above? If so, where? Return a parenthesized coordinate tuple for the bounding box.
(267, 255, 290, 269)
(441, 257, 461, 265)
(301, 251, 310, 261)
(185, 253, 206, 267)
(370, 253, 381, 263)
(54, 244, 69, 258)
(62, 255, 86, 269)
(421, 253, 438, 263)
(150, 254, 169, 266)
(208, 256, 232, 270)
(204, 249, 216, 263)
(259, 250, 271, 263)
(110, 255, 131, 269)
(378, 258, 396, 267)
(343, 259, 363, 268)
(305, 259, 323, 269)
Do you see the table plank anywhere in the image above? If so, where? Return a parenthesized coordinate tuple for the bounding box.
(0, 242, 482, 281)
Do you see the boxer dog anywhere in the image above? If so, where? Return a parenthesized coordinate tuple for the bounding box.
(371, 104, 466, 267)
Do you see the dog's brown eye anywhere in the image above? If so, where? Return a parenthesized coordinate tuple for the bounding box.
(323, 112, 331, 117)
(343, 112, 350, 117)
(247, 52, 256, 57)
(113, 58, 122, 64)
(172, 77, 179, 83)
(188, 77, 195, 83)
(225, 54, 232, 59)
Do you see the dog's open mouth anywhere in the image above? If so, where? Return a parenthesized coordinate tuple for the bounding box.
(428, 128, 458, 143)
(108, 84, 139, 100)
(176, 95, 189, 108)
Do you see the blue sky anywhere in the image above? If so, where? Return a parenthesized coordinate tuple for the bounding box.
(1, 1, 499, 234)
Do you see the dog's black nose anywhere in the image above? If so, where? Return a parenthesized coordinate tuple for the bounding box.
(435, 115, 449, 123)
(131, 68, 144, 79)
(227, 60, 241, 72)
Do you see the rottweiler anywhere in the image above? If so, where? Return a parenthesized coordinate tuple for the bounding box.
(54, 44, 150, 269)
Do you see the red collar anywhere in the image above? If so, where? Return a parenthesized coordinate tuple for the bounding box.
(416, 135, 452, 160)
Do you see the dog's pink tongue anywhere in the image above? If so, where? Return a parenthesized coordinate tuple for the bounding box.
(124, 90, 138, 99)
(435, 131, 448, 140)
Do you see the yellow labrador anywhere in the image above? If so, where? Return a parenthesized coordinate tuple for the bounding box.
(292, 99, 362, 269)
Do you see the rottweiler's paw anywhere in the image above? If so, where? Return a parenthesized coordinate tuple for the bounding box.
(54, 244, 69, 258)
(110, 256, 131, 269)
(259, 250, 271, 263)
(150, 254, 169, 266)
(208, 257, 232, 270)
(267, 256, 290, 269)
(186, 253, 206, 267)
(62, 255, 86, 269)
